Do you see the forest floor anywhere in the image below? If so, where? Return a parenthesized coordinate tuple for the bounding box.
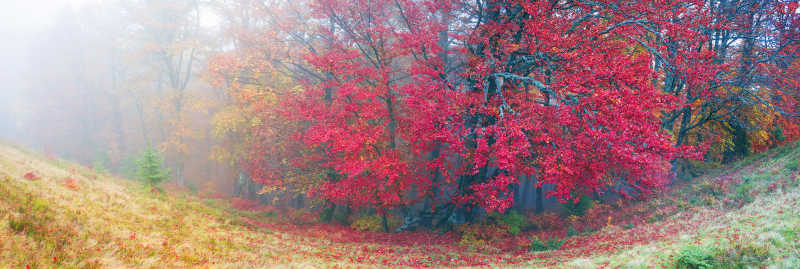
(1, 141, 799, 268)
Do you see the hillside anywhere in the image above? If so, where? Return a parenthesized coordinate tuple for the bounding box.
(1, 141, 799, 268)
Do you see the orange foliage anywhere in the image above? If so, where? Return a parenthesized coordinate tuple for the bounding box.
(527, 212, 563, 231)
(63, 177, 79, 190)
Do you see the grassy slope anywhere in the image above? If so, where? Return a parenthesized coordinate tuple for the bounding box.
(568, 143, 800, 268)
(0, 141, 798, 268)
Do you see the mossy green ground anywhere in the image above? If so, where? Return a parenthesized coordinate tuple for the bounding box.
(1, 141, 799, 268)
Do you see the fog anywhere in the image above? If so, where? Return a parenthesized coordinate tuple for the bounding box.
(2, 0, 798, 209)
(0, 0, 236, 194)
(1, 0, 89, 139)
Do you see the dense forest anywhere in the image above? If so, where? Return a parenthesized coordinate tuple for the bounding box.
(1, 0, 799, 267)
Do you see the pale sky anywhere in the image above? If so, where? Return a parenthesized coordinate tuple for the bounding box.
(0, 0, 95, 139)
(0, 0, 221, 140)
(0, 0, 95, 77)
(0, 0, 93, 29)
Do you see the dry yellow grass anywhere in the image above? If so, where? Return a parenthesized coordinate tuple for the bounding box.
(0, 144, 358, 268)
(1, 141, 799, 268)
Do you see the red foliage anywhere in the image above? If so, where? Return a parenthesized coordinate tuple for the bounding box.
(527, 212, 563, 231)
(407, 0, 705, 210)
(230, 197, 260, 211)
(272, 0, 698, 213)
(278, 0, 460, 211)
(211, 0, 798, 214)
(23, 172, 39, 180)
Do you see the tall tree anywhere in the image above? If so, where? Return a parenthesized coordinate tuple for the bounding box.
(129, 0, 203, 186)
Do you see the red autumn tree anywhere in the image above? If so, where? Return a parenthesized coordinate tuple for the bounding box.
(649, 0, 800, 167)
(293, 0, 707, 216)
(216, 0, 798, 225)
(418, 0, 710, 214)
(207, 0, 327, 205)
(287, 0, 458, 213)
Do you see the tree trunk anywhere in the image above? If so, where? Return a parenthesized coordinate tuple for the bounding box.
(382, 214, 389, 233)
(535, 185, 543, 214)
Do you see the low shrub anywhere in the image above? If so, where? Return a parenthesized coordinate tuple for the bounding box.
(6, 196, 78, 254)
(529, 236, 563, 252)
(318, 206, 335, 223)
(733, 181, 755, 205)
(675, 245, 713, 269)
(785, 158, 799, 172)
(561, 195, 593, 217)
(490, 210, 527, 235)
(23, 171, 39, 180)
(693, 179, 724, 197)
(185, 180, 198, 194)
(674, 239, 772, 269)
(231, 197, 260, 211)
(683, 160, 724, 179)
(455, 223, 508, 249)
(63, 177, 79, 190)
(712, 239, 771, 268)
(286, 209, 316, 225)
(566, 225, 579, 237)
(7, 217, 34, 233)
(647, 208, 670, 223)
(350, 214, 383, 232)
(782, 225, 800, 244)
(527, 212, 562, 231)
(319, 205, 352, 224)
(691, 194, 717, 207)
(455, 223, 486, 249)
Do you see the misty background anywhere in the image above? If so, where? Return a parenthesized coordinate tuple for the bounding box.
(2, 0, 797, 212)
(1, 0, 86, 139)
(0, 0, 240, 194)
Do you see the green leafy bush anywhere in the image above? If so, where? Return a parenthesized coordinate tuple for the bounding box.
(350, 214, 383, 232)
(7, 217, 34, 234)
(529, 236, 563, 252)
(491, 210, 528, 235)
(782, 225, 800, 244)
(734, 180, 755, 204)
(772, 127, 786, 143)
(675, 245, 713, 269)
(318, 206, 335, 223)
(319, 205, 352, 224)
(683, 159, 724, 179)
(785, 158, 799, 172)
(566, 225, 579, 237)
(455, 223, 509, 249)
(561, 195, 593, 217)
